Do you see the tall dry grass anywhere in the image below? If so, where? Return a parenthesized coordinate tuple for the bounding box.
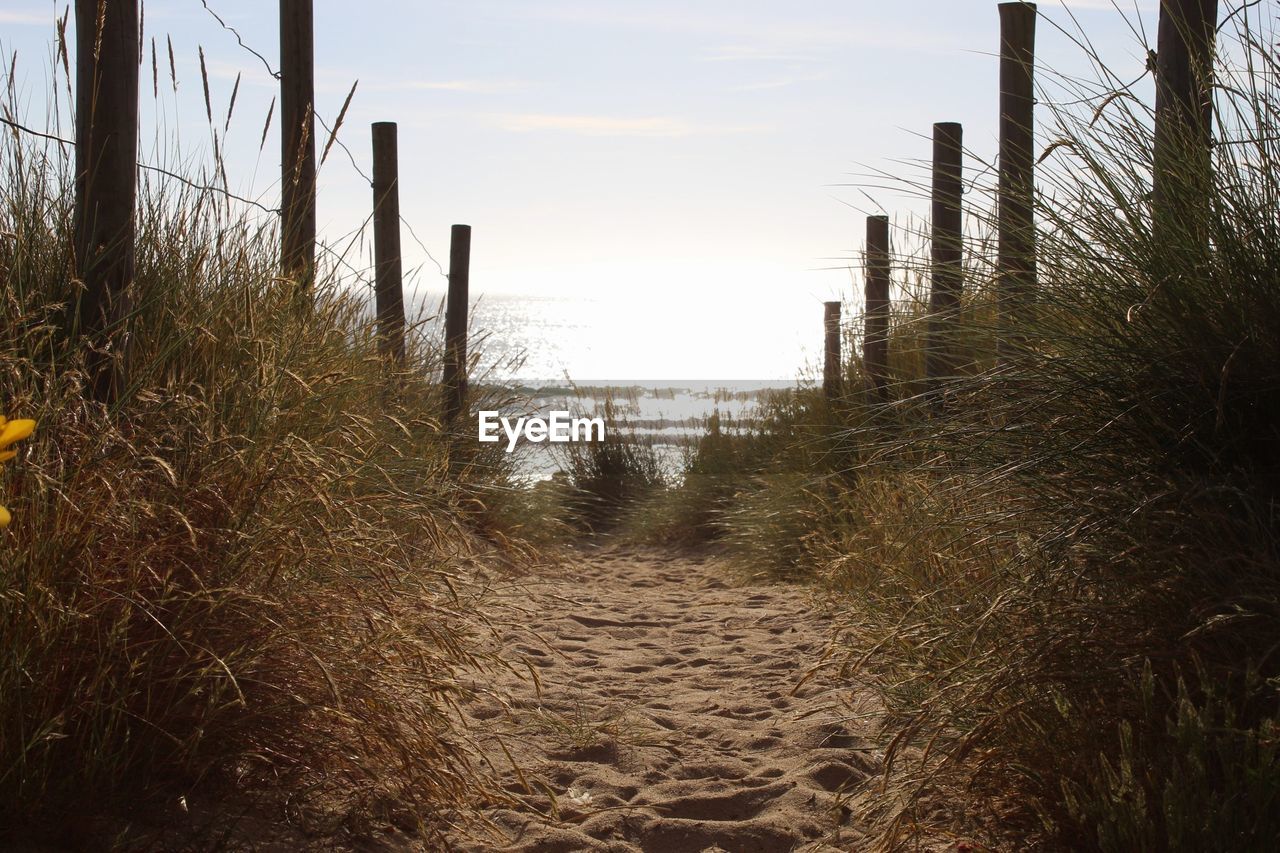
(556, 398, 667, 532)
(650, 4, 1280, 849)
(0, 95, 518, 845)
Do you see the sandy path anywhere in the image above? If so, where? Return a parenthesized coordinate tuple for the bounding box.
(455, 546, 880, 853)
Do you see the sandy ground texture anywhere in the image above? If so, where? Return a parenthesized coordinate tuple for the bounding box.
(452, 545, 883, 853)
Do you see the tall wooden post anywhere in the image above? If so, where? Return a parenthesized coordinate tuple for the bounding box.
(997, 2, 1037, 362)
(74, 0, 140, 404)
(280, 0, 315, 287)
(863, 215, 891, 400)
(1151, 0, 1218, 243)
(443, 225, 471, 429)
(371, 122, 405, 364)
(927, 122, 964, 402)
(823, 301, 842, 401)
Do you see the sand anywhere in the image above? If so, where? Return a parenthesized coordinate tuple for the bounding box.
(455, 546, 882, 852)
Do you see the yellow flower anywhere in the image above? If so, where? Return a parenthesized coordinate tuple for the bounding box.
(0, 415, 35, 529)
(0, 417, 35, 462)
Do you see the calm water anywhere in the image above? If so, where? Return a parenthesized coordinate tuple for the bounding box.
(489, 381, 800, 483)
(406, 291, 827, 480)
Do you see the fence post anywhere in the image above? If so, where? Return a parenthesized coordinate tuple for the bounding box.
(74, 0, 140, 404)
(1151, 0, 1218, 244)
(443, 225, 471, 429)
(823, 301, 842, 401)
(864, 215, 891, 400)
(997, 2, 1037, 363)
(926, 121, 964, 405)
(280, 0, 316, 287)
(371, 122, 405, 365)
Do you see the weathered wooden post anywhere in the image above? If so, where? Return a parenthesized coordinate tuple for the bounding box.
(926, 122, 964, 403)
(863, 215, 891, 400)
(443, 225, 471, 429)
(74, 0, 140, 404)
(997, 2, 1037, 362)
(1151, 0, 1218, 242)
(371, 122, 405, 365)
(823, 301, 842, 401)
(280, 0, 316, 287)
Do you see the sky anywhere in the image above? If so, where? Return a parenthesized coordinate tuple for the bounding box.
(0, 1, 1164, 379)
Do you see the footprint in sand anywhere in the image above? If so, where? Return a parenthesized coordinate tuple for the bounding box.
(451, 547, 877, 852)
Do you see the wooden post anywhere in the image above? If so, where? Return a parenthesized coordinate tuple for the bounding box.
(863, 215, 891, 400)
(443, 225, 471, 429)
(280, 0, 315, 287)
(372, 122, 405, 365)
(997, 2, 1037, 362)
(823, 301, 842, 401)
(1151, 0, 1218, 242)
(74, 0, 140, 404)
(926, 122, 964, 402)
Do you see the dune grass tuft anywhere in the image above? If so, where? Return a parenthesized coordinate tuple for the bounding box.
(0, 114, 518, 845)
(641, 6, 1280, 849)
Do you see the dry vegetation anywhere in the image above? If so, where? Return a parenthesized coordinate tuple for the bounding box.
(0, 98, 528, 845)
(619, 7, 1280, 850)
(7, 3, 1280, 851)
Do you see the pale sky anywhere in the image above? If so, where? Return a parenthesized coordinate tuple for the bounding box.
(1, 1, 1163, 378)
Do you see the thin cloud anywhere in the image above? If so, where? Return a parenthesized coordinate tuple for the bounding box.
(731, 72, 830, 92)
(701, 44, 831, 92)
(505, 3, 968, 55)
(406, 79, 529, 94)
(701, 46, 823, 64)
(0, 10, 50, 25)
(337, 77, 533, 96)
(490, 112, 767, 137)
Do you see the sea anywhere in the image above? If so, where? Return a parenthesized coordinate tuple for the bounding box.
(447, 292, 826, 481)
